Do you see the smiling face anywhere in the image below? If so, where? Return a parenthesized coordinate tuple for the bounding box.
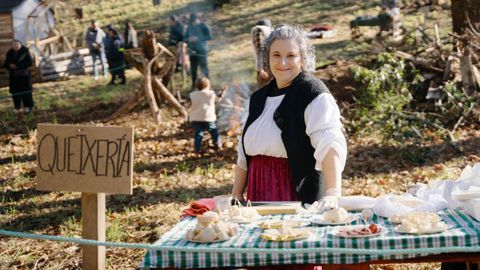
(269, 38, 303, 88)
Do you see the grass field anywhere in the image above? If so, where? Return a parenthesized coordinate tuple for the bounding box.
(2, 1, 478, 269)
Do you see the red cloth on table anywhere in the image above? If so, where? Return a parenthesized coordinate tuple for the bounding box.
(182, 198, 216, 217)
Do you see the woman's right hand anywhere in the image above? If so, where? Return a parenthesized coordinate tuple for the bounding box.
(232, 193, 245, 202)
(232, 165, 248, 203)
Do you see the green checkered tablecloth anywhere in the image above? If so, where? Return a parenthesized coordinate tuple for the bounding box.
(140, 209, 480, 269)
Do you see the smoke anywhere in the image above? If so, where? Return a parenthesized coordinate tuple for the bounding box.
(177, 5, 257, 135)
(216, 80, 251, 135)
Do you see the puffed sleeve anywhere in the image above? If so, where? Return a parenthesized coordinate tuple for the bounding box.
(236, 135, 248, 171)
(304, 93, 347, 172)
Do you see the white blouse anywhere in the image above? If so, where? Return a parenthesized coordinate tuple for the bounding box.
(237, 92, 347, 173)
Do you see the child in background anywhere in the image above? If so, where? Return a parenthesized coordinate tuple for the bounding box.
(188, 77, 225, 153)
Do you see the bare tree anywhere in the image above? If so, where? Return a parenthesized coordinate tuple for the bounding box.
(451, 0, 480, 34)
(451, 0, 480, 96)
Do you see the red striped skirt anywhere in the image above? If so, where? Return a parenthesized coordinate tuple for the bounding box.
(247, 155, 297, 201)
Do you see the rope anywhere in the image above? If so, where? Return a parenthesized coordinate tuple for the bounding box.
(0, 65, 130, 100)
(1, 90, 34, 98)
(108, 64, 128, 72)
(2, 229, 480, 255)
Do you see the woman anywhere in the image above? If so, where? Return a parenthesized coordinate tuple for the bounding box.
(124, 21, 138, 49)
(232, 24, 347, 211)
(3, 40, 34, 113)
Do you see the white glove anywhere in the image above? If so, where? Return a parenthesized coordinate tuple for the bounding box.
(318, 195, 338, 211)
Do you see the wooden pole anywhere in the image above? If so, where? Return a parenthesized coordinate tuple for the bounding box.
(81, 193, 106, 270)
(434, 23, 442, 48)
(143, 52, 164, 123)
(152, 77, 188, 119)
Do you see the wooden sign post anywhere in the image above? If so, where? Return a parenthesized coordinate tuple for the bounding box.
(36, 124, 134, 270)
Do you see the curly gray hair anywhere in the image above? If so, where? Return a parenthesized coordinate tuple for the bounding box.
(262, 24, 316, 74)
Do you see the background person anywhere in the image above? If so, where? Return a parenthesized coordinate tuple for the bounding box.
(232, 25, 347, 214)
(185, 13, 212, 89)
(3, 40, 34, 113)
(168, 15, 184, 46)
(84, 20, 108, 80)
(168, 15, 187, 72)
(124, 21, 138, 49)
(105, 28, 126, 85)
(251, 18, 273, 88)
(188, 77, 225, 153)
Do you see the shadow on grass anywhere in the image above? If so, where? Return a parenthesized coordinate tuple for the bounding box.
(0, 182, 232, 232)
(135, 146, 236, 175)
(344, 136, 480, 178)
(315, 40, 351, 52)
(0, 98, 133, 135)
(213, 0, 375, 38)
(0, 188, 48, 204)
(3, 136, 478, 232)
(0, 154, 36, 166)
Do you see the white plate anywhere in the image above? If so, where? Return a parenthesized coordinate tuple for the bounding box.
(227, 216, 261, 224)
(258, 219, 310, 229)
(394, 224, 454, 235)
(310, 214, 359, 226)
(388, 217, 403, 224)
(260, 231, 310, 242)
(331, 225, 385, 238)
(185, 237, 233, 243)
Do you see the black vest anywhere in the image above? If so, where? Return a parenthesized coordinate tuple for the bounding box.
(242, 72, 330, 204)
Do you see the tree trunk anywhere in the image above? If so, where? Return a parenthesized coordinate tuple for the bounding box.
(460, 48, 477, 96)
(451, 0, 480, 34)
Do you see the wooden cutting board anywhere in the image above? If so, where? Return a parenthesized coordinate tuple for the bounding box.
(249, 201, 302, 215)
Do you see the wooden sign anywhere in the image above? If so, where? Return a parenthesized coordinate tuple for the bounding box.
(36, 124, 133, 194)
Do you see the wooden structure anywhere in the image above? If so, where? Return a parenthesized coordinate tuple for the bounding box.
(0, 0, 68, 86)
(26, 0, 73, 58)
(108, 30, 187, 123)
(38, 48, 100, 81)
(0, 1, 27, 87)
(0, 0, 87, 86)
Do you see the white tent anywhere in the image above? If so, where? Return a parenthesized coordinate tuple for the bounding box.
(11, 0, 55, 45)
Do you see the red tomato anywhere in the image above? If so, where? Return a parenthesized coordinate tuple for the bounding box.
(369, 224, 378, 234)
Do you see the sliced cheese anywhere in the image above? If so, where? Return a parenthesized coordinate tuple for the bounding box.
(251, 205, 300, 215)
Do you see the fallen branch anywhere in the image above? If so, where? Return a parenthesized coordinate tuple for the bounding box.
(152, 77, 188, 119)
(394, 51, 444, 72)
